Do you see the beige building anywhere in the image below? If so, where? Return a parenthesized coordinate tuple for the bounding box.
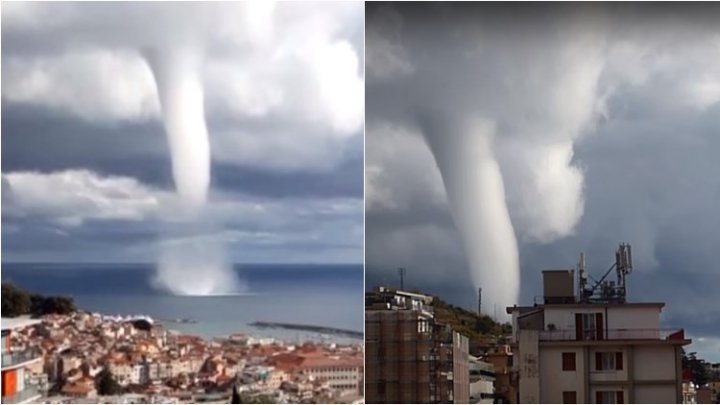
(486, 345, 517, 403)
(508, 267, 690, 404)
(299, 355, 364, 395)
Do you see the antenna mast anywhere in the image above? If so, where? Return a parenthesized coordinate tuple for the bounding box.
(398, 267, 406, 291)
(577, 243, 633, 303)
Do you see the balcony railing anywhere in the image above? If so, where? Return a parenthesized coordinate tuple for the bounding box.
(539, 328, 686, 342)
(1, 347, 42, 369)
(1, 383, 42, 404)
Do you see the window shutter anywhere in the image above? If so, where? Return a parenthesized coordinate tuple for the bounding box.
(563, 391, 577, 404)
(596, 312, 604, 340)
(595, 352, 602, 371)
(575, 313, 583, 340)
(562, 352, 576, 371)
(617, 390, 625, 403)
(596, 391, 602, 404)
(616, 352, 623, 370)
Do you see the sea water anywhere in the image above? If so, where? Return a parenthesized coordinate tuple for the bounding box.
(2, 263, 364, 343)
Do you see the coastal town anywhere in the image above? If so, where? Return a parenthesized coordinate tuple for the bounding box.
(2, 312, 364, 404)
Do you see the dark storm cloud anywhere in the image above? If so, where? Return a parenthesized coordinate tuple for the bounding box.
(1, 104, 174, 188)
(2, 104, 363, 199)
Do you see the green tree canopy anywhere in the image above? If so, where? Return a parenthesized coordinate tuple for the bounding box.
(683, 350, 710, 387)
(2, 283, 32, 317)
(1, 283, 76, 317)
(96, 369, 122, 396)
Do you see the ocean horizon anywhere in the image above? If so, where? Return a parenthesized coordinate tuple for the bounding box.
(2, 263, 364, 343)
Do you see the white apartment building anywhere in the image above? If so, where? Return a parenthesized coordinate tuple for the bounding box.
(130, 363, 149, 385)
(469, 357, 495, 404)
(299, 356, 364, 396)
(107, 361, 133, 386)
(508, 268, 690, 404)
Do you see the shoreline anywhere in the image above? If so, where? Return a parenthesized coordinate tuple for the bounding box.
(81, 311, 365, 346)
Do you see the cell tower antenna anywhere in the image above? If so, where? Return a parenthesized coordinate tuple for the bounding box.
(580, 242, 633, 303)
(578, 251, 588, 300)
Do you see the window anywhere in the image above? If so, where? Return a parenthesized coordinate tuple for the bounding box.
(575, 312, 604, 340)
(595, 352, 623, 371)
(597, 391, 616, 404)
(583, 313, 597, 340)
(562, 352, 576, 371)
(563, 391, 577, 404)
(596, 390, 624, 404)
(597, 352, 615, 371)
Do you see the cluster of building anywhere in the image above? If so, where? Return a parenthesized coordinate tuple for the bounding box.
(365, 243, 714, 404)
(364, 287, 505, 404)
(2, 313, 363, 404)
(683, 363, 720, 404)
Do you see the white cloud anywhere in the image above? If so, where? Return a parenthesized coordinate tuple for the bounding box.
(1, 2, 364, 171)
(2, 49, 159, 122)
(687, 336, 720, 363)
(2, 169, 170, 226)
(310, 40, 364, 135)
(2, 169, 363, 251)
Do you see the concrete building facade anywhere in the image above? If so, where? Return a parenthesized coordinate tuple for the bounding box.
(508, 270, 690, 404)
(469, 357, 496, 404)
(1, 318, 43, 404)
(486, 345, 517, 404)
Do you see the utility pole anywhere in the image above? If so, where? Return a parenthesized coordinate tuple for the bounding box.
(478, 287, 482, 316)
(398, 267, 406, 291)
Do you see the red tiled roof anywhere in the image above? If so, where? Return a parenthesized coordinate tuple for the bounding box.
(62, 383, 94, 395)
(298, 355, 363, 370)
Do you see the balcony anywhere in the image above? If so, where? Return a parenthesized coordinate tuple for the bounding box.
(1, 383, 42, 404)
(539, 328, 686, 342)
(1, 347, 42, 370)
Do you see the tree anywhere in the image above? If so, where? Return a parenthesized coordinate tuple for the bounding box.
(31, 295, 76, 315)
(2, 283, 32, 317)
(96, 369, 122, 396)
(231, 387, 242, 404)
(682, 350, 710, 387)
(1, 283, 76, 317)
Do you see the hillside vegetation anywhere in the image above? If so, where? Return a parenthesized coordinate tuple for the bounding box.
(431, 296, 512, 354)
(1, 283, 77, 317)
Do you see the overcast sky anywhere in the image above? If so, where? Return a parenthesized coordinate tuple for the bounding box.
(1, 2, 364, 265)
(366, 3, 720, 361)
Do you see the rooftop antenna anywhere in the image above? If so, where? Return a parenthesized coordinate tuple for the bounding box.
(580, 242, 633, 303)
(578, 251, 589, 300)
(398, 267, 406, 291)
